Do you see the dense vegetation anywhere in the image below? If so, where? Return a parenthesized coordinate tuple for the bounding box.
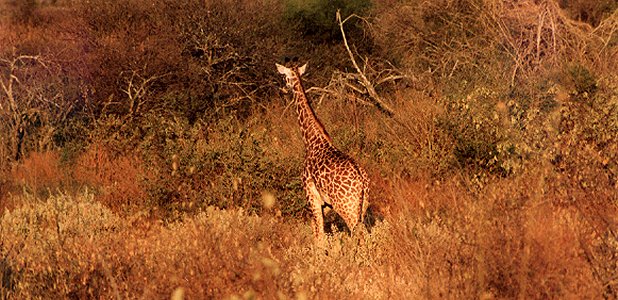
(1, 0, 617, 298)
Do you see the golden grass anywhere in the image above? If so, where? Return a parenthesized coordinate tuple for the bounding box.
(2, 163, 614, 298)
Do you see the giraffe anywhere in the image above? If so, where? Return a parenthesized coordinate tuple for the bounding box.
(276, 62, 369, 242)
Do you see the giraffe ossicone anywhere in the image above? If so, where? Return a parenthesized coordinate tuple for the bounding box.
(276, 62, 370, 242)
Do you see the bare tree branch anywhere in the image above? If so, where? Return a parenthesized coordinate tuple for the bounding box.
(119, 69, 168, 121)
(336, 9, 396, 117)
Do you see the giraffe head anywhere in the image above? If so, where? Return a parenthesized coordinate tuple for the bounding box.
(276, 63, 307, 90)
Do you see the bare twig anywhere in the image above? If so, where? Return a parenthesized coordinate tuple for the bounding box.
(120, 69, 169, 120)
(0, 54, 54, 160)
(536, 10, 546, 65)
(336, 10, 396, 117)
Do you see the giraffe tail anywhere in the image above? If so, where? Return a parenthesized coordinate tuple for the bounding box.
(359, 181, 369, 228)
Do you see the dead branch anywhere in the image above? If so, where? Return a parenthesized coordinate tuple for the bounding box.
(336, 10, 396, 117)
(120, 69, 168, 121)
(0, 54, 75, 160)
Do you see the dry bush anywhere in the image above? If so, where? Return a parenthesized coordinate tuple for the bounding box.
(551, 70, 618, 189)
(1, 1, 617, 298)
(136, 109, 306, 219)
(2, 150, 68, 212)
(1, 170, 616, 299)
(372, 0, 499, 81)
(384, 169, 613, 298)
(77, 0, 184, 118)
(372, 0, 617, 85)
(76, 0, 288, 123)
(0, 178, 8, 212)
(0, 191, 126, 299)
(0, 191, 417, 299)
(318, 88, 452, 178)
(475, 171, 601, 298)
(110, 207, 303, 298)
(368, 0, 618, 185)
(6, 0, 39, 24)
(0, 16, 85, 169)
(560, 0, 618, 27)
(0, 53, 76, 164)
(10, 151, 66, 194)
(74, 143, 147, 212)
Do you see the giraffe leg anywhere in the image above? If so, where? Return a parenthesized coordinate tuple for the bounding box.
(305, 180, 325, 243)
(341, 185, 369, 236)
(339, 203, 359, 234)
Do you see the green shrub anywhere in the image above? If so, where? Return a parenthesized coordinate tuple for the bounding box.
(567, 64, 598, 96)
(438, 87, 524, 181)
(283, 0, 371, 40)
(137, 114, 305, 219)
(553, 73, 618, 189)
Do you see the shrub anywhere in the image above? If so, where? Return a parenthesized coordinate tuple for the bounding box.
(559, 0, 618, 27)
(371, 0, 616, 86)
(552, 71, 618, 190)
(1, 1, 617, 298)
(0, 191, 126, 299)
(7, 0, 39, 24)
(1, 173, 614, 298)
(437, 87, 523, 181)
(0, 54, 77, 164)
(283, 0, 371, 41)
(78, 0, 287, 124)
(73, 143, 147, 212)
(137, 113, 305, 219)
(567, 63, 598, 96)
(10, 151, 67, 195)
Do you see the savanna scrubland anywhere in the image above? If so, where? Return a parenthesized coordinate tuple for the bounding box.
(0, 0, 617, 298)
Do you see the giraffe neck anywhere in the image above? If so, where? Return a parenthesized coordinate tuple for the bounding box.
(291, 78, 332, 151)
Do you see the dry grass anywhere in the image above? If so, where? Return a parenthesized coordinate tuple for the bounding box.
(74, 143, 148, 212)
(10, 151, 66, 194)
(2, 165, 615, 298)
(1, 96, 615, 298)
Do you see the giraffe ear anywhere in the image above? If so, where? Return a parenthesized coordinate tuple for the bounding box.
(298, 63, 308, 76)
(276, 63, 291, 76)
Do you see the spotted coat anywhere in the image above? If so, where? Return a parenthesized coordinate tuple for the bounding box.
(276, 63, 369, 241)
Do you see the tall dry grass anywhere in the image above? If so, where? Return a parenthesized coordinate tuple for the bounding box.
(1, 164, 615, 298)
(73, 143, 147, 212)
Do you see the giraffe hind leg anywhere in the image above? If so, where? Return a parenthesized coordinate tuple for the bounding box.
(338, 200, 360, 234)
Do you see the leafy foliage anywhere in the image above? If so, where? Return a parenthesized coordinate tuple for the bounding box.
(284, 0, 371, 40)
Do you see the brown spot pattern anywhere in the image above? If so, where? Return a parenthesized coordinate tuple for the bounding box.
(277, 63, 370, 242)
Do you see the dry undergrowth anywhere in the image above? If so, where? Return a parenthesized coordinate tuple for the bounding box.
(1, 164, 615, 299)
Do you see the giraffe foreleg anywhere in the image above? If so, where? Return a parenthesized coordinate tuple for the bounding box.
(305, 180, 325, 243)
